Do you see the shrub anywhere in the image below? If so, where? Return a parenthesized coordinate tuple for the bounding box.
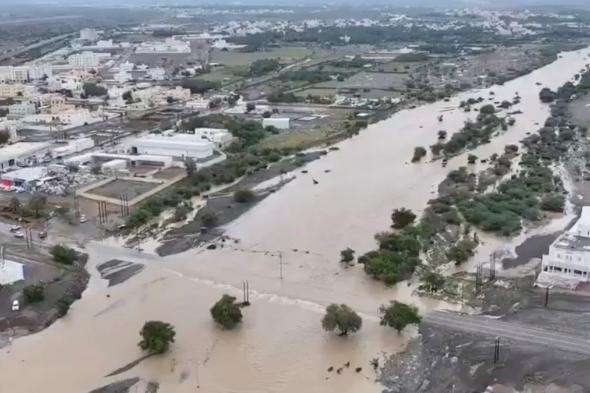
(541, 193, 565, 212)
(138, 321, 176, 354)
(50, 244, 77, 265)
(391, 208, 416, 229)
(411, 146, 427, 163)
(233, 189, 256, 203)
(23, 284, 45, 303)
(340, 248, 355, 263)
(210, 294, 243, 329)
(201, 210, 218, 227)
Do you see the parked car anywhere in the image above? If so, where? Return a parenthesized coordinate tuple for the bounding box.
(11, 300, 19, 311)
(79, 214, 88, 223)
(38, 231, 47, 239)
(13, 231, 24, 239)
(9, 225, 21, 233)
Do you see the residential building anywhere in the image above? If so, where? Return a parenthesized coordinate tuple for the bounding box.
(539, 207, 590, 286)
(135, 37, 191, 54)
(68, 52, 110, 69)
(0, 65, 52, 82)
(0, 83, 25, 98)
(8, 101, 37, 118)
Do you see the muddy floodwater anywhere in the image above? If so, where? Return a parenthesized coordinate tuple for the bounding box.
(2, 47, 590, 393)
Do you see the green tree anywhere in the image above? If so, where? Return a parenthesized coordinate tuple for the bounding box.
(201, 210, 218, 227)
(0, 130, 10, 144)
(340, 248, 355, 264)
(379, 301, 421, 333)
(540, 193, 565, 212)
(184, 157, 196, 177)
(391, 208, 416, 229)
(23, 283, 45, 303)
(27, 193, 47, 218)
(82, 82, 108, 97)
(321, 304, 362, 336)
(8, 196, 21, 214)
(50, 244, 77, 265)
(210, 294, 243, 329)
(420, 271, 445, 293)
(138, 321, 176, 354)
(411, 146, 427, 163)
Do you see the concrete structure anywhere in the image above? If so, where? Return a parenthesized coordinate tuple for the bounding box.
(262, 117, 290, 130)
(68, 52, 110, 69)
(135, 38, 191, 54)
(0, 65, 52, 82)
(130, 134, 214, 160)
(1, 166, 47, 190)
(0, 83, 25, 98)
(52, 138, 95, 157)
(8, 101, 37, 118)
(193, 128, 234, 148)
(0, 142, 51, 169)
(540, 207, 590, 287)
(65, 152, 174, 168)
(0, 260, 24, 285)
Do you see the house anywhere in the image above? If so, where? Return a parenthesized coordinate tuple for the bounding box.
(193, 128, 234, 148)
(0, 142, 51, 169)
(539, 207, 590, 287)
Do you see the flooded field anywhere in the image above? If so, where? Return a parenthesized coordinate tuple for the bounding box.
(2, 47, 590, 393)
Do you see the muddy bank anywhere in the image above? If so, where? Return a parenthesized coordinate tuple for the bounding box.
(89, 377, 158, 393)
(380, 322, 590, 393)
(156, 151, 324, 256)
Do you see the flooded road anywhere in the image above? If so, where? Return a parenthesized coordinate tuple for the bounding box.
(2, 47, 590, 393)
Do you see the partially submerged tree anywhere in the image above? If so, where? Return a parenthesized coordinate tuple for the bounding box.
(138, 321, 176, 354)
(23, 283, 45, 303)
(340, 248, 355, 264)
(322, 304, 362, 336)
(50, 244, 77, 265)
(411, 146, 427, 163)
(184, 157, 196, 177)
(210, 294, 243, 329)
(233, 189, 255, 203)
(419, 271, 445, 293)
(391, 208, 416, 229)
(379, 301, 421, 333)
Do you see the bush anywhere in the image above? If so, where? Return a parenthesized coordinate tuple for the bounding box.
(539, 88, 557, 103)
(50, 244, 77, 265)
(138, 321, 176, 354)
(419, 271, 445, 293)
(467, 154, 478, 164)
(391, 208, 416, 229)
(480, 104, 495, 114)
(210, 294, 243, 329)
(23, 284, 45, 303)
(379, 301, 421, 333)
(201, 210, 218, 227)
(541, 193, 565, 212)
(322, 304, 362, 336)
(411, 146, 427, 163)
(233, 189, 255, 203)
(340, 248, 355, 263)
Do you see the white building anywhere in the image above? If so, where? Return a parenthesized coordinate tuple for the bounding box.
(0, 65, 52, 82)
(68, 52, 110, 69)
(8, 101, 37, 118)
(135, 37, 191, 54)
(539, 207, 590, 287)
(131, 134, 214, 160)
(0, 141, 51, 169)
(0, 83, 25, 98)
(262, 117, 290, 130)
(80, 28, 99, 41)
(193, 128, 234, 148)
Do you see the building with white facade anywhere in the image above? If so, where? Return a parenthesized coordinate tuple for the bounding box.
(68, 52, 110, 69)
(130, 134, 214, 160)
(193, 128, 234, 148)
(135, 37, 191, 54)
(0, 141, 51, 169)
(8, 101, 37, 118)
(262, 117, 290, 130)
(539, 207, 590, 287)
(0, 83, 25, 98)
(0, 65, 52, 82)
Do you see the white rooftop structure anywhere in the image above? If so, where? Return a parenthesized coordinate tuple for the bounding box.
(131, 134, 214, 160)
(193, 128, 234, 148)
(539, 207, 590, 287)
(262, 117, 290, 130)
(0, 260, 24, 285)
(0, 142, 51, 169)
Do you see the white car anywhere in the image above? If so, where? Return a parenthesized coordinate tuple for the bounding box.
(79, 214, 88, 223)
(11, 300, 19, 311)
(9, 225, 21, 233)
(13, 231, 24, 239)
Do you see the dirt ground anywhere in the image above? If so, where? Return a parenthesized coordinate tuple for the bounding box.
(88, 179, 159, 200)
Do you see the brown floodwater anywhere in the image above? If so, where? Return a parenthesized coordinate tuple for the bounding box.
(2, 47, 590, 393)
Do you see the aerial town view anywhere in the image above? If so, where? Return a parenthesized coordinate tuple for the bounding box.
(2, 0, 590, 392)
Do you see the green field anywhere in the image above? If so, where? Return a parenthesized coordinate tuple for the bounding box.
(210, 47, 312, 67)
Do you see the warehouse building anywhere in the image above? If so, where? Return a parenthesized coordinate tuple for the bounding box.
(0, 142, 52, 170)
(130, 134, 215, 160)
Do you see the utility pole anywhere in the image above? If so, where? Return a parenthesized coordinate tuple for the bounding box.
(278, 251, 283, 280)
(544, 287, 550, 307)
(73, 194, 80, 218)
(493, 337, 500, 364)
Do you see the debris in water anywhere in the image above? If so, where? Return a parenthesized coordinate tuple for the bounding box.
(356, 367, 362, 373)
(313, 179, 319, 185)
(337, 368, 342, 374)
(328, 366, 334, 372)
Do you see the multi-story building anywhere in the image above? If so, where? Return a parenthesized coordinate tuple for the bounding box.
(8, 101, 37, 118)
(0, 84, 25, 98)
(80, 28, 99, 41)
(68, 52, 109, 69)
(0, 65, 52, 83)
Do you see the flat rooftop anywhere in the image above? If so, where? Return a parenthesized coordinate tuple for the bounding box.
(0, 142, 51, 163)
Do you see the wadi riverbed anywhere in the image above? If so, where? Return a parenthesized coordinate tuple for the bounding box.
(2, 46, 590, 393)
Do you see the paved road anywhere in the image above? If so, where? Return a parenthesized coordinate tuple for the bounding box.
(425, 311, 590, 356)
